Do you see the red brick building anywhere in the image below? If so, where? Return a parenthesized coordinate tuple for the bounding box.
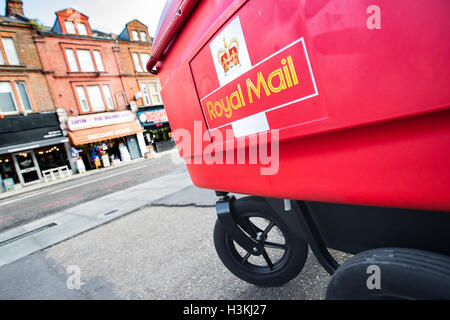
(35, 8, 129, 117)
(0, 0, 72, 190)
(1, 1, 172, 189)
(117, 19, 159, 108)
(34, 8, 148, 172)
(116, 20, 173, 152)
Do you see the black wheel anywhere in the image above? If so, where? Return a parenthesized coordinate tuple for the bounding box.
(213, 197, 308, 287)
(326, 248, 450, 300)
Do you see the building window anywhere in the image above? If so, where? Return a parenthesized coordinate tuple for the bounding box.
(93, 50, 105, 72)
(0, 82, 18, 113)
(140, 32, 147, 42)
(77, 49, 95, 72)
(86, 85, 105, 112)
(131, 30, 148, 42)
(132, 31, 139, 41)
(116, 91, 128, 107)
(77, 23, 88, 36)
(149, 82, 162, 105)
(65, 21, 76, 34)
(65, 48, 104, 73)
(132, 53, 143, 72)
(132, 52, 151, 73)
(102, 85, 114, 110)
(75, 84, 115, 113)
(15, 81, 33, 112)
(140, 53, 150, 69)
(65, 20, 90, 36)
(1, 37, 20, 65)
(0, 81, 33, 114)
(140, 83, 151, 105)
(65, 49, 79, 72)
(140, 82, 162, 106)
(76, 86, 90, 112)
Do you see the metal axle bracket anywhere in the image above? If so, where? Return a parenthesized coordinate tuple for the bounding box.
(216, 194, 264, 256)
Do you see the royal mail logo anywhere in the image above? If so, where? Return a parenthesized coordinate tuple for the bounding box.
(210, 16, 252, 87)
(218, 38, 241, 76)
(201, 38, 318, 132)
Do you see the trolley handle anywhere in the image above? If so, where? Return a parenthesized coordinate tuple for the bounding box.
(147, 0, 200, 75)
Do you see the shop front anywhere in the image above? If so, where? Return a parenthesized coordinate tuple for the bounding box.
(138, 107, 175, 153)
(0, 112, 72, 192)
(67, 111, 146, 172)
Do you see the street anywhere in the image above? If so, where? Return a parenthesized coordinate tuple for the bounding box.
(0, 153, 183, 233)
(0, 153, 350, 300)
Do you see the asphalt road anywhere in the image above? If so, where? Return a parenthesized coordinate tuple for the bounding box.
(0, 153, 183, 233)
(0, 184, 351, 300)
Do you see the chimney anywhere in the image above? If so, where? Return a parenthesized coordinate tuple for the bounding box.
(6, 0, 24, 17)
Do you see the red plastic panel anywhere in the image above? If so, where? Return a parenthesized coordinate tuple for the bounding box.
(157, 0, 450, 211)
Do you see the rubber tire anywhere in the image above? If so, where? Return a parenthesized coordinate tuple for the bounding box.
(326, 248, 450, 300)
(213, 197, 309, 287)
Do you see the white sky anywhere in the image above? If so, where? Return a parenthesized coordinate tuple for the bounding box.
(23, 0, 168, 37)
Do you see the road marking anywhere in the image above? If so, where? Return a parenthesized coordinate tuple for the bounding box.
(0, 165, 148, 204)
(0, 190, 50, 206)
(50, 165, 147, 195)
(42, 194, 83, 209)
(101, 179, 132, 190)
(0, 217, 12, 224)
(149, 166, 172, 174)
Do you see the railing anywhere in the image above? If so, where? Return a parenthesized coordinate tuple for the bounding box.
(42, 166, 72, 182)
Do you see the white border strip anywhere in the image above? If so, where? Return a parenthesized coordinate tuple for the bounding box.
(202, 38, 320, 132)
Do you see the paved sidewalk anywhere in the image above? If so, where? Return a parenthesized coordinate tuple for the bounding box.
(0, 149, 178, 201)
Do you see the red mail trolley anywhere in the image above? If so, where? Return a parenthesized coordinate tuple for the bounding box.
(148, 0, 450, 299)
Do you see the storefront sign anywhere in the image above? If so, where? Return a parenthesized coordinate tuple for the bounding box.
(87, 128, 132, 141)
(68, 111, 135, 132)
(68, 121, 143, 146)
(138, 109, 169, 127)
(0, 113, 64, 151)
(1, 137, 69, 155)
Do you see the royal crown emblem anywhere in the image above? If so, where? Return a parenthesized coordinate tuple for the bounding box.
(218, 37, 241, 76)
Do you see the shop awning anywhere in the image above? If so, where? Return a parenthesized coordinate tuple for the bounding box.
(68, 121, 143, 146)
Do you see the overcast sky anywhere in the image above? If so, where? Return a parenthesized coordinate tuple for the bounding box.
(22, 0, 168, 37)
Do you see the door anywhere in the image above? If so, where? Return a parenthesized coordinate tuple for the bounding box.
(125, 135, 142, 160)
(13, 151, 42, 185)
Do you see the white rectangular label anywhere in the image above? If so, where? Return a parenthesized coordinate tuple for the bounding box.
(209, 16, 252, 87)
(232, 113, 270, 138)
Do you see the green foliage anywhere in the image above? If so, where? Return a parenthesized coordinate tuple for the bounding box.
(28, 19, 45, 31)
